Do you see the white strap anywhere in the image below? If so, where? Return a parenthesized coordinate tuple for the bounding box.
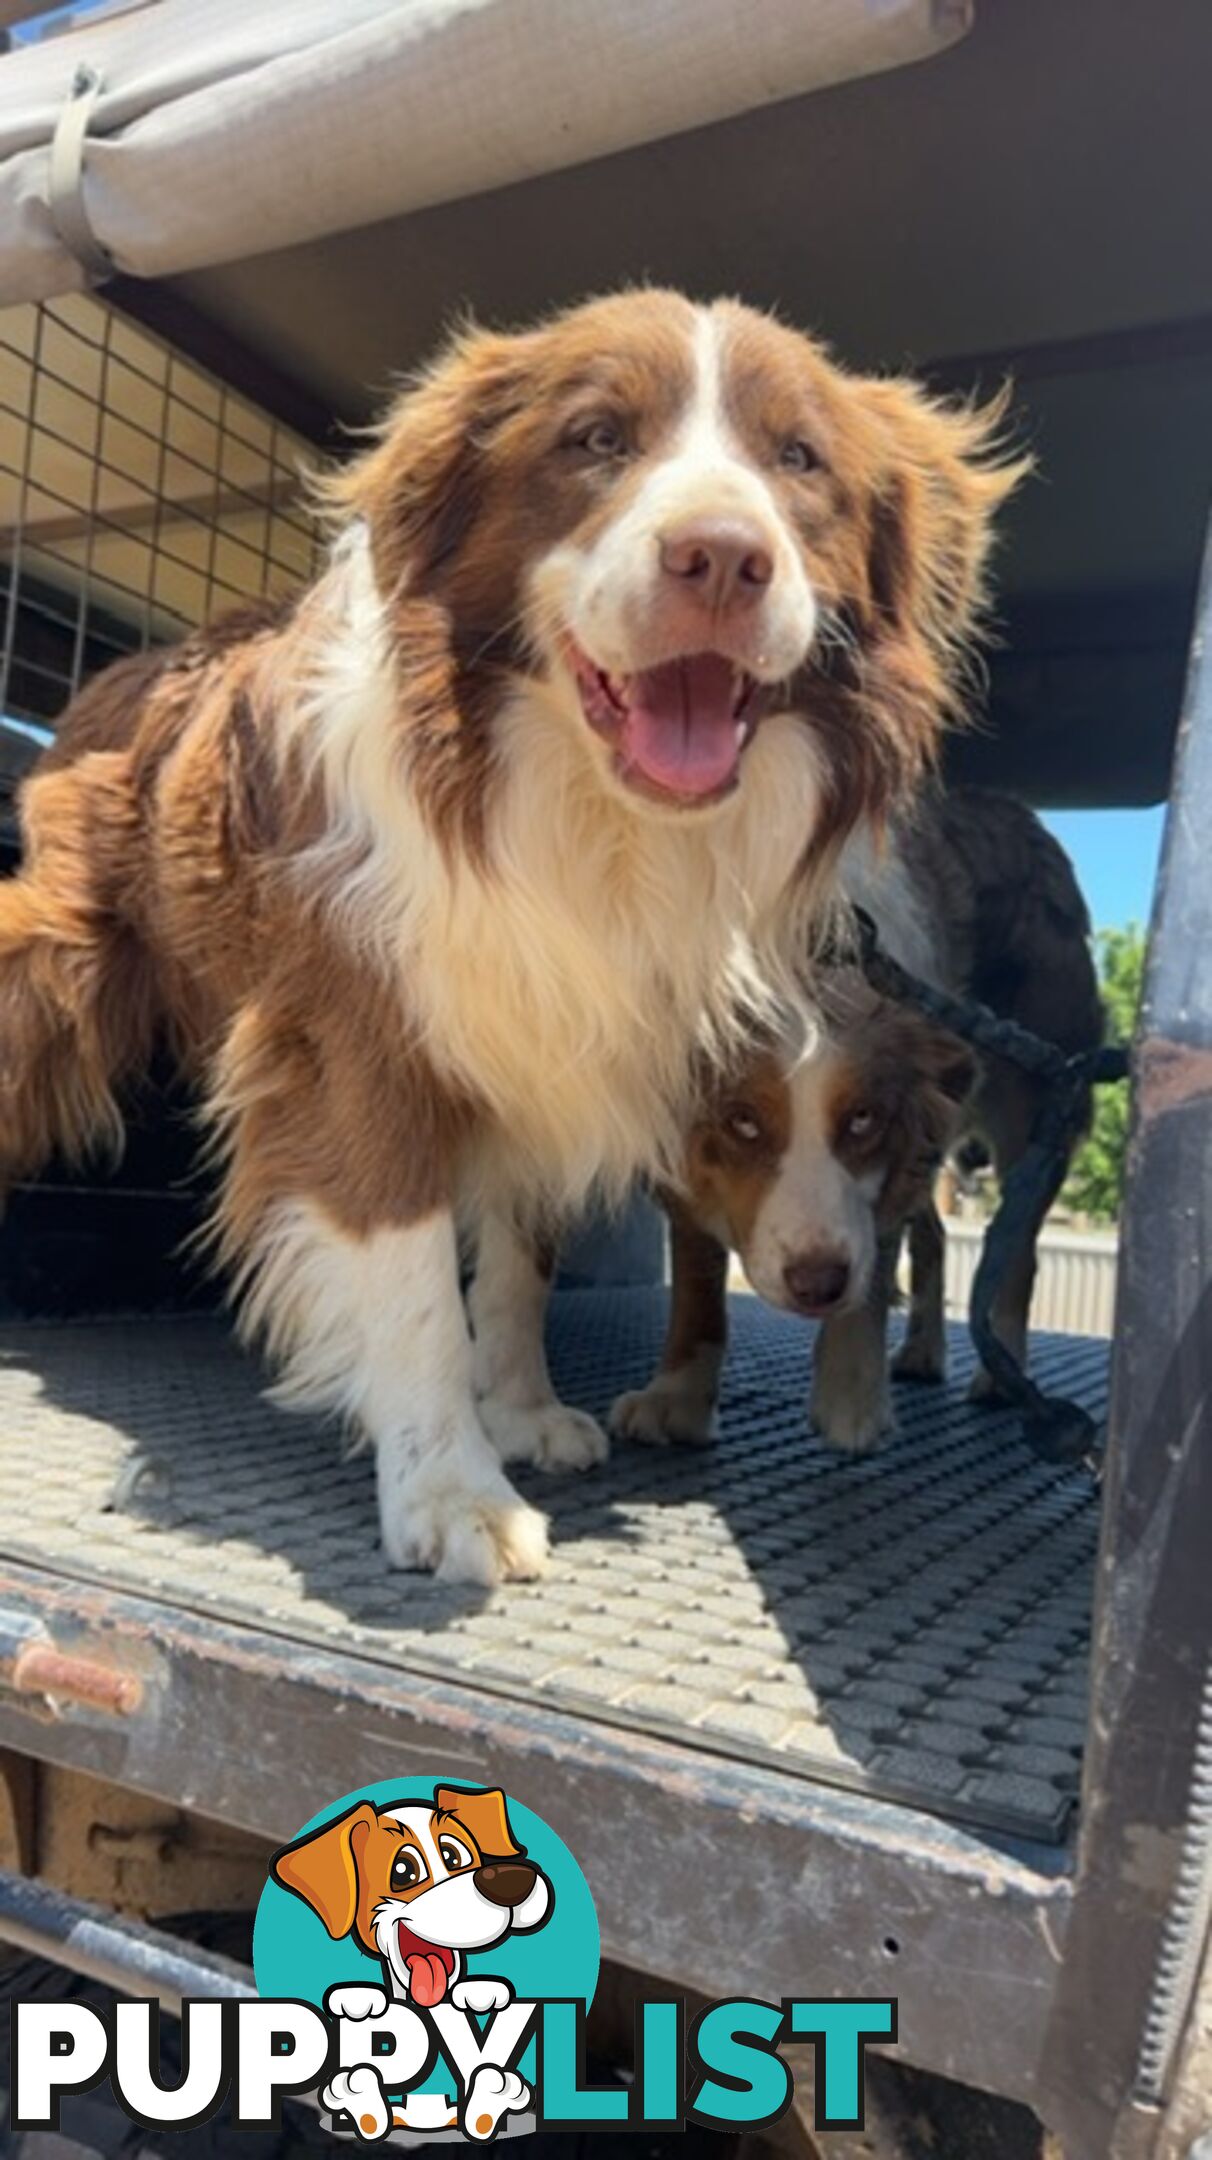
(48, 62, 113, 284)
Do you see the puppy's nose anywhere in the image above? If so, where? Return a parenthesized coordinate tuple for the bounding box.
(783, 1253, 851, 1314)
(474, 1861, 537, 1908)
(658, 517, 774, 611)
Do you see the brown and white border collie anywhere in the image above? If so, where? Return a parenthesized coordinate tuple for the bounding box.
(611, 789, 1102, 1455)
(0, 293, 1022, 1580)
(611, 977, 974, 1454)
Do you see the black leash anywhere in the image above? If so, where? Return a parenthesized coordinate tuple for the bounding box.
(850, 907, 1130, 1476)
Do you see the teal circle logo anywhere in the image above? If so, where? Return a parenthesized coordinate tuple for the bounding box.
(253, 1779, 598, 2133)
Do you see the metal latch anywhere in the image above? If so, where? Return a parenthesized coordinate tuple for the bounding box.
(0, 1608, 142, 1717)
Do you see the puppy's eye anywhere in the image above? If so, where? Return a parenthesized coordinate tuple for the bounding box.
(390, 1847, 425, 1891)
(779, 438, 820, 475)
(570, 418, 628, 461)
(723, 1106, 763, 1145)
(438, 1835, 473, 1872)
(845, 1107, 879, 1140)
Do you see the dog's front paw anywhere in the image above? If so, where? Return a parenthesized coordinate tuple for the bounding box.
(464, 2064, 530, 2141)
(381, 1478, 550, 1585)
(452, 1976, 514, 2014)
(478, 1396, 609, 1472)
(810, 1318, 895, 1456)
(610, 1370, 719, 1447)
(811, 1372, 894, 1455)
(325, 1983, 390, 2022)
(324, 2064, 390, 2141)
(891, 1331, 946, 1384)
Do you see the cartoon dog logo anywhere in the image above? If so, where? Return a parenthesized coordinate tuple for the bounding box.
(271, 1784, 552, 2139)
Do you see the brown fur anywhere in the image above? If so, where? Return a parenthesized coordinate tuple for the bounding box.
(720, 317, 1023, 880)
(821, 994, 975, 1234)
(0, 295, 1023, 1567)
(0, 295, 1019, 1228)
(621, 987, 973, 1452)
(689, 990, 969, 1229)
(633, 791, 1102, 1441)
(683, 1049, 793, 1253)
(319, 294, 1025, 861)
(0, 602, 320, 1187)
(661, 1207, 732, 1371)
(678, 994, 971, 1265)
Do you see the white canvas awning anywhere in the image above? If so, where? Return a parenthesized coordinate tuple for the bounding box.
(0, 0, 968, 307)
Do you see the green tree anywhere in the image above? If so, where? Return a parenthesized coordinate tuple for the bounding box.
(1062, 924, 1146, 1225)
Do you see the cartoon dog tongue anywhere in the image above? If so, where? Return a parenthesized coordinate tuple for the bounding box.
(399, 1923, 455, 2006)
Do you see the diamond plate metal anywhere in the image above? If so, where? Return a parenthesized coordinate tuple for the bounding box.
(0, 1290, 1106, 1843)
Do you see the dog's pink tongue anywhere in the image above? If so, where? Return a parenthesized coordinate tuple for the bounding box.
(407, 1951, 450, 2008)
(622, 653, 740, 798)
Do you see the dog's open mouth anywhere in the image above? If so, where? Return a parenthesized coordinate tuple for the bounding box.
(571, 647, 762, 805)
(398, 1921, 456, 2007)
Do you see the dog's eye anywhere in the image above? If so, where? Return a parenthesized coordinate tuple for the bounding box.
(845, 1107, 878, 1140)
(438, 1835, 473, 1872)
(569, 418, 628, 461)
(390, 1847, 425, 1891)
(778, 438, 820, 475)
(723, 1105, 763, 1145)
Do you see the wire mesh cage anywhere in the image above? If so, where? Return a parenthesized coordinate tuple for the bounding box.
(0, 290, 321, 753)
(0, 289, 324, 1312)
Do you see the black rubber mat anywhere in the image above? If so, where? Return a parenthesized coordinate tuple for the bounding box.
(0, 1291, 1105, 1844)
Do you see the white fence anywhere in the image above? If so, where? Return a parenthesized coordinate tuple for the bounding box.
(941, 1220, 1119, 1339)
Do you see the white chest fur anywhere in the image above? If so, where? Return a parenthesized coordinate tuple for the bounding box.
(288, 530, 826, 1216)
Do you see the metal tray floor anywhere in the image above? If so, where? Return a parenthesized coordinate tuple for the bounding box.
(0, 1291, 1106, 1844)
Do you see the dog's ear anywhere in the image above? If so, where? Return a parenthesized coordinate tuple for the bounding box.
(847, 375, 1031, 748)
(317, 321, 539, 595)
(860, 377, 1029, 664)
(917, 1030, 975, 1186)
(270, 1800, 379, 1938)
(798, 376, 1030, 842)
(922, 1027, 976, 1107)
(435, 1785, 523, 1861)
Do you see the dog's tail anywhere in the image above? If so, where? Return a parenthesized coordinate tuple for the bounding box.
(0, 753, 156, 1188)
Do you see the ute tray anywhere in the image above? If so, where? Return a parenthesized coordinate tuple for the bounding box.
(0, 1289, 1105, 1844)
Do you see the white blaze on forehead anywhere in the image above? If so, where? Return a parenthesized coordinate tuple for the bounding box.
(676, 307, 739, 462)
(625, 304, 775, 530)
(531, 299, 818, 689)
(382, 1805, 444, 1873)
(743, 1042, 878, 1308)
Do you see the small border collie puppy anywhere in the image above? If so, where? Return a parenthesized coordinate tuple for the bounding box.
(0, 293, 1021, 1579)
(612, 975, 974, 1454)
(612, 790, 1102, 1455)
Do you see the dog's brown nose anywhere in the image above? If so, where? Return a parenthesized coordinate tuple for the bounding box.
(658, 517, 774, 611)
(474, 1861, 537, 1908)
(783, 1253, 851, 1314)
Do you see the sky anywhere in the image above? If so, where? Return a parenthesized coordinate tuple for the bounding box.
(1039, 806, 1165, 937)
(9, 0, 130, 43)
